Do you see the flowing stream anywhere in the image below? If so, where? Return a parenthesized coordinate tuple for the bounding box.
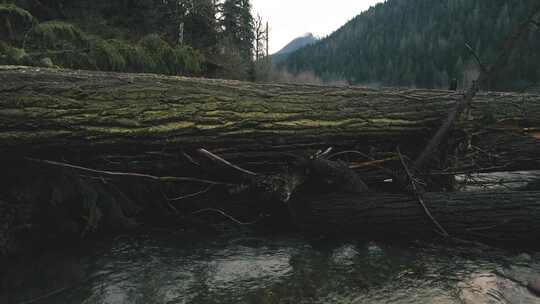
(2, 231, 540, 304)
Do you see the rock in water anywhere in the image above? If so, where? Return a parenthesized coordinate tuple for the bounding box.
(528, 277, 540, 297)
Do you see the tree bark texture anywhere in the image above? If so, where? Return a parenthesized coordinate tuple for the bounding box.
(292, 191, 540, 243)
(0, 66, 539, 174)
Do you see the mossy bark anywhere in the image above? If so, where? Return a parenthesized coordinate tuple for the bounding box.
(0, 66, 538, 175)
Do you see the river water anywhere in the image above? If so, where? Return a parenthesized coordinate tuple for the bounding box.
(2, 230, 540, 304)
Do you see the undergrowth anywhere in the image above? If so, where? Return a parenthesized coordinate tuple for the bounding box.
(0, 3, 204, 76)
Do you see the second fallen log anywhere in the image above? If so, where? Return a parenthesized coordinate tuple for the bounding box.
(292, 191, 540, 243)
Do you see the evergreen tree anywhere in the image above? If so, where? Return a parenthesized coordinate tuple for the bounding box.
(220, 0, 254, 79)
(280, 0, 540, 91)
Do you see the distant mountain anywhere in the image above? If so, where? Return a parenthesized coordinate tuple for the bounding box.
(271, 33, 317, 65)
(275, 33, 317, 55)
(279, 0, 540, 91)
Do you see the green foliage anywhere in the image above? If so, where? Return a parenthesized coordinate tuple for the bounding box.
(52, 50, 94, 70)
(0, 3, 35, 25)
(109, 40, 155, 73)
(29, 21, 89, 50)
(1, 0, 253, 79)
(139, 34, 175, 74)
(221, 0, 255, 78)
(281, 0, 540, 91)
(138, 34, 203, 75)
(0, 3, 36, 44)
(0, 41, 29, 65)
(173, 46, 203, 75)
(89, 39, 126, 71)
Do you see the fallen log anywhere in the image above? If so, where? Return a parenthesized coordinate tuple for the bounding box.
(2, 65, 540, 256)
(292, 191, 540, 243)
(0, 66, 539, 175)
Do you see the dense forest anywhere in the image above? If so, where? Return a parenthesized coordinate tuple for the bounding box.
(4, 0, 538, 90)
(0, 0, 268, 80)
(279, 0, 540, 91)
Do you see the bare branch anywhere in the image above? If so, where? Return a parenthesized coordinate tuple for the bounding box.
(465, 42, 487, 73)
(328, 150, 398, 177)
(328, 150, 372, 160)
(348, 157, 398, 169)
(26, 158, 233, 185)
(414, 4, 540, 170)
(314, 147, 333, 159)
(197, 148, 257, 176)
(398, 147, 449, 237)
(167, 185, 214, 201)
(483, 4, 540, 87)
(182, 152, 200, 166)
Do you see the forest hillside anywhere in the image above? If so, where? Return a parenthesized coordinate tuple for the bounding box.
(279, 0, 540, 91)
(0, 0, 263, 80)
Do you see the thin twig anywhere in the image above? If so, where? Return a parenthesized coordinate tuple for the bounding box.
(182, 152, 200, 166)
(314, 147, 333, 159)
(26, 158, 233, 185)
(158, 186, 180, 214)
(192, 208, 262, 225)
(348, 157, 398, 169)
(328, 150, 372, 160)
(328, 150, 398, 177)
(168, 185, 214, 201)
(397, 147, 449, 237)
(197, 148, 257, 176)
(16, 285, 72, 304)
(465, 42, 488, 73)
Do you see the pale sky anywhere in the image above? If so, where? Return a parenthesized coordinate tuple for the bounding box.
(251, 0, 385, 54)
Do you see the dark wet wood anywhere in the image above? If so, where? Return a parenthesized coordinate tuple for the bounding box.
(293, 191, 540, 243)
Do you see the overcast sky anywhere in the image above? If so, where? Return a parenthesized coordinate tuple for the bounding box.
(251, 0, 385, 54)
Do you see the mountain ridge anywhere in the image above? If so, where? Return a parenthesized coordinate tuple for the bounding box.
(275, 33, 317, 55)
(271, 33, 317, 66)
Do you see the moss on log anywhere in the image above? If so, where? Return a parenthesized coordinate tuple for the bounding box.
(0, 66, 538, 174)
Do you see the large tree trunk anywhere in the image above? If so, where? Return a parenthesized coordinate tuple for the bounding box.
(292, 191, 540, 243)
(0, 66, 539, 175)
